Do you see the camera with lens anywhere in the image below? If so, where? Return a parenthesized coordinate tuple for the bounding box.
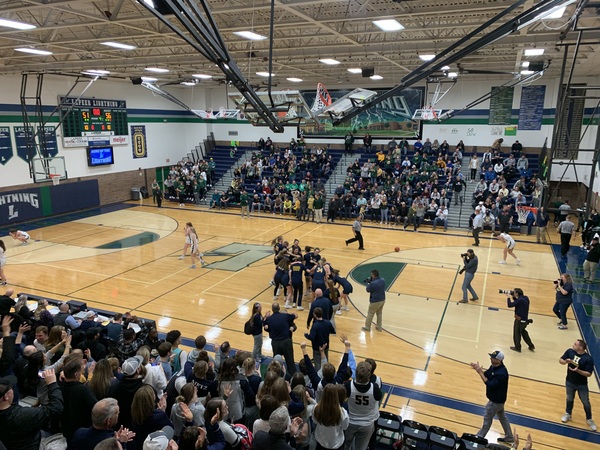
(499, 289, 514, 295)
(364, 277, 372, 283)
(554, 279, 563, 286)
(460, 253, 469, 258)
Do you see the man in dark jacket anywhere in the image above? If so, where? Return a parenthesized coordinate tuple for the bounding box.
(61, 358, 98, 447)
(264, 303, 297, 375)
(362, 270, 386, 332)
(583, 236, 600, 283)
(107, 355, 146, 428)
(506, 288, 535, 353)
(470, 351, 514, 445)
(0, 369, 63, 450)
(304, 307, 336, 371)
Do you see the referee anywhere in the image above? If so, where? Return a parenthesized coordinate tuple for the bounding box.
(345, 215, 365, 250)
(557, 214, 575, 258)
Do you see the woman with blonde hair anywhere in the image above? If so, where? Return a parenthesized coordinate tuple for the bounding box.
(179, 221, 193, 260)
(247, 303, 264, 361)
(312, 383, 349, 450)
(171, 382, 205, 438)
(131, 385, 172, 450)
(87, 358, 117, 400)
(34, 298, 53, 329)
(44, 325, 67, 363)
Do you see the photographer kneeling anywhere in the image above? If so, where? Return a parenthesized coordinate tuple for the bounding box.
(459, 249, 479, 303)
(505, 288, 535, 352)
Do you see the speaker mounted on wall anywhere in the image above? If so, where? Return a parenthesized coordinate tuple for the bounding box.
(362, 68, 375, 78)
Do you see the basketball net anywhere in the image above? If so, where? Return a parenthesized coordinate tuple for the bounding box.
(311, 83, 332, 112)
(421, 106, 438, 121)
(516, 206, 537, 224)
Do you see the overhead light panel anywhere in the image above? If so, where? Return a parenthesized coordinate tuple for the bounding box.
(234, 31, 267, 41)
(448, 72, 458, 78)
(181, 81, 197, 86)
(347, 68, 362, 74)
(146, 67, 169, 73)
(0, 18, 36, 30)
(521, 70, 534, 75)
(521, 61, 530, 68)
(419, 54, 436, 61)
(15, 47, 52, 56)
(545, 6, 567, 19)
(319, 58, 340, 65)
(370, 75, 383, 80)
(373, 19, 404, 32)
(141, 76, 158, 82)
(192, 74, 212, 79)
(286, 77, 303, 82)
(83, 69, 110, 75)
(524, 48, 544, 56)
(101, 42, 137, 50)
(256, 71, 275, 77)
(441, 65, 450, 70)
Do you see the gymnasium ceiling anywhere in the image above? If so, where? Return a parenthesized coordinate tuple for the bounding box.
(0, 0, 599, 90)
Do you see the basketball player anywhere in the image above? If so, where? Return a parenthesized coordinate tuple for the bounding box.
(0, 239, 7, 285)
(496, 232, 521, 265)
(8, 229, 30, 246)
(188, 226, 206, 269)
(178, 222, 193, 260)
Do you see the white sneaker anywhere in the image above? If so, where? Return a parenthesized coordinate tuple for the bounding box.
(275, 289, 281, 296)
(588, 419, 597, 431)
(343, 306, 350, 311)
(516, 258, 521, 265)
(269, 280, 275, 286)
(561, 413, 571, 423)
(336, 309, 342, 315)
(284, 303, 293, 309)
(499, 260, 506, 264)
(296, 306, 305, 311)
(273, 296, 278, 300)
(178, 255, 185, 260)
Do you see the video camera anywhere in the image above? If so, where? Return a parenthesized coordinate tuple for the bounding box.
(364, 277, 372, 283)
(554, 279, 563, 286)
(499, 289, 515, 296)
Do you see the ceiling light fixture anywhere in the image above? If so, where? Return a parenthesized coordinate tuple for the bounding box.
(286, 77, 303, 82)
(370, 75, 383, 80)
(441, 65, 450, 70)
(234, 31, 267, 41)
(83, 69, 110, 75)
(181, 81, 197, 86)
(15, 47, 52, 56)
(373, 19, 405, 32)
(448, 72, 458, 78)
(319, 58, 340, 65)
(521, 70, 534, 75)
(347, 68, 362, 74)
(419, 54, 436, 61)
(0, 18, 36, 30)
(521, 61, 530, 68)
(256, 71, 275, 77)
(545, 6, 567, 19)
(141, 76, 158, 82)
(146, 67, 169, 73)
(101, 42, 137, 50)
(192, 74, 212, 79)
(524, 48, 544, 56)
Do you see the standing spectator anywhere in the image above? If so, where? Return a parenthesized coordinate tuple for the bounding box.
(535, 207, 549, 244)
(61, 357, 98, 446)
(0, 369, 64, 450)
(107, 355, 147, 428)
(363, 133, 373, 153)
(344, 132, 354, 154)
(343, 361, 382, 450)
(451, 175, 466, 206)
(459, 249, 479, 303)
(118, 318, 149, 359)
(558, 200, 572, 223)
(304, 307, 336, 371)
(468, 154, 479, 182)
(506, 288, 535, 353)
(263, 302, 297, 375)
(312, 383, 349, 450)
(345, 215, 364, 250)
(559, 339, 596, 431)
(240, 190, 249, 218)
(247, 303, 265, 362)
(314, 193, 324, 224)
(583, 237, 600, 283)
(0, 289, 15, 320)
(166, 330, 188, 375)
(0, 240, 6, 287)
(557, 215, 575, 258)
(553, 273, 574, 330)
(470, 351, 514, 445)
(362, 270, 386, 332)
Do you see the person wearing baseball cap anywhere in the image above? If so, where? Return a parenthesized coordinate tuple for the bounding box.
(143, 425, 177, 450)
(470, 350, 514, 445)
(107, 355, 146, 428)
(0, 370, 64, 450)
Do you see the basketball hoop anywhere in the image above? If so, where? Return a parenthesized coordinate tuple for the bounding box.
(421, 108, 438, 121)
(49, 174, 60, 186)
(516, 206, 537, 224)
(312, 82, 333, 112)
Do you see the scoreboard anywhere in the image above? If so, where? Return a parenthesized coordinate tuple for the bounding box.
(59, 97, 128, 138)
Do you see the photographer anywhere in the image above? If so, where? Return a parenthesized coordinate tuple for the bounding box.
(460, 249, 479, 303)
(362, 270, 386, 332)
(506, 288, 535, 352)
(553, 274, 574, 330)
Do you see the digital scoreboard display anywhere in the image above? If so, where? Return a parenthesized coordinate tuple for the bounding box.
(59, 97, 128, 138)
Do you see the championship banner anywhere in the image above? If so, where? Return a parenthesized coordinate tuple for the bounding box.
(131, 125, 147, 159)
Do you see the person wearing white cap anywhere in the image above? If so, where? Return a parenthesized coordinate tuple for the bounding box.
(107, 355, 146, 428)
(143, 425, 178, 450)
(253, 406, 304, 450)
(470, 350, 514, 445)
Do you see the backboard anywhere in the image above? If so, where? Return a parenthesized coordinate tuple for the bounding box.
(228, 90, 319, 127)
(32, 156, 67, 183)
(317, 88, 378, 120)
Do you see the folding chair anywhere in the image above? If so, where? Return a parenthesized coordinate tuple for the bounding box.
(376, 411, 402, 448)
(428, 426, 457, 450)
(458, 432, 488, 450)
(401, 420, 429, 449)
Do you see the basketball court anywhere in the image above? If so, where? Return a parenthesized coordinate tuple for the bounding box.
(3, 201, 598, 449)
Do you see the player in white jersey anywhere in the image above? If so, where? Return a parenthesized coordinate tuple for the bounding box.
(178, 222, 193, 260)
(8, 229, 30, 246)
(497, 232, 521, 265)
(188, 226, 206, 269)
(0, 239, 7, 285)
(343, 361, 382, 450)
